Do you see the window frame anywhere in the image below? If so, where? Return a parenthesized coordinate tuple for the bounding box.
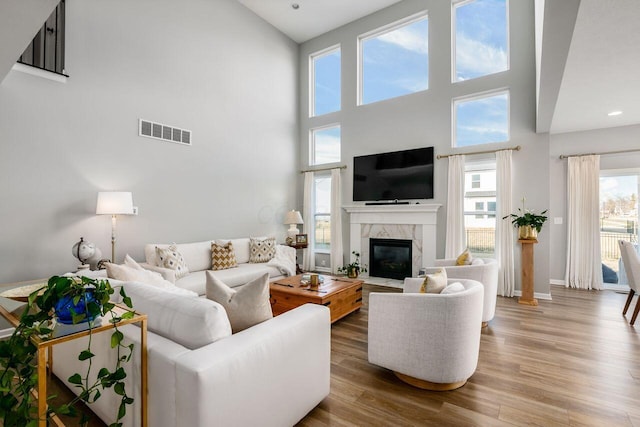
(464, 158, 497, 257)
(452, 88, 510, 148)
(309, 123, 341, 166)
(451, 0, 510, 83)
(313, 172, 332, 253)
(357, 10, 429, 106)
(309, 44, 341, 118)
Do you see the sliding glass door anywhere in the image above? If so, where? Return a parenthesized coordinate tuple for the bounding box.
(600, 170, 639, 289)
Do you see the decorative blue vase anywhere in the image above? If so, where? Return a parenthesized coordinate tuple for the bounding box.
(54, 291, 99, 325)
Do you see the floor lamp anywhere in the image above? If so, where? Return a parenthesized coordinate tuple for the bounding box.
(96, 191, 134, 263)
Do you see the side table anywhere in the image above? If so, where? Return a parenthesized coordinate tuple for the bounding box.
(287, 242, 308, 274)
(0, 288, 148, 427)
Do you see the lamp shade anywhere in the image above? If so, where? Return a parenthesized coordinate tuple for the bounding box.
(96, 192, 134, 215)
(284, 210, 304, 225)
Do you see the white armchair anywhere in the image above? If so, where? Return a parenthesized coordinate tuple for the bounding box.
(368, 278, 484, 391)
(432, 258, 498, 327)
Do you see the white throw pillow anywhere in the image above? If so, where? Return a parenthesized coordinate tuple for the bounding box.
(440, 281, 466, 294)
(125, 284, 231, 349)
(205, 272, 273, 333)
(419, 268, 448, 294)
(248, 237, 276, 263)
(105, 262, 177, 289)
(155, 244, 189, 279)
(471, 258, 485, 266)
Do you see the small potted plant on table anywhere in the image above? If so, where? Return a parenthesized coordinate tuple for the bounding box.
(337, 251, 368, 278)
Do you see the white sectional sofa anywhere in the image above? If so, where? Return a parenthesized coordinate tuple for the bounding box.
(52, 281, 331, 427)
(142, 238, 294, 295)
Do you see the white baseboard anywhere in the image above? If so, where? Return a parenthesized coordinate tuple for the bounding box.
(513, 290, 552, 301)
(314, 267, 331, 273)
(550, 279, 565, 286)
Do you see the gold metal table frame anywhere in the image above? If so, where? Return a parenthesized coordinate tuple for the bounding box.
(0, 300, 148, 427)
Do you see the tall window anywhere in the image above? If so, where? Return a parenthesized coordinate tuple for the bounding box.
(18, 0, 66, 75)
(310, 46, 341, 117)
(453, 90, 509, 147)
(453, 0, 509, 82)
(359, 12, 429, 105)
(464, 159, 496, 257)
(599, 170, 639, 288)
(314, 175, 332, 251)
(310, 125, 341, 166)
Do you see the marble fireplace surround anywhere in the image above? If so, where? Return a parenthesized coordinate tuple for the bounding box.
(343, 204, 441, 280)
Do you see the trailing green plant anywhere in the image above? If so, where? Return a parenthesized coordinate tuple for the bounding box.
(0, 275, 135, 427)
(337, 251, 368, 276)
(503, 197, 548, 232)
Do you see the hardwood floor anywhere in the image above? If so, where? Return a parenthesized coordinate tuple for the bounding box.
(298, 285, 640, 426)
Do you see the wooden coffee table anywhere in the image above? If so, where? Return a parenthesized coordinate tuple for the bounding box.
(270, 274, 363, 323)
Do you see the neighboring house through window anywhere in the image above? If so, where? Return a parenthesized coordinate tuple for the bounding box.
(464, 159, 497, 257)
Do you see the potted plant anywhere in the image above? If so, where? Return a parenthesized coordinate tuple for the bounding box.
(337, 251, 368, 278)
(503, 198, 548, 240)
(0, 275, 135, 427)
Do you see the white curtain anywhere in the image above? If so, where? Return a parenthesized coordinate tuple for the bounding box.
(495, 150, 515, 297)
(330, 168, 343, 274)
(302, 171, 315, 271)
(565, 155, 602, 290)
(445, 155, 466, 258)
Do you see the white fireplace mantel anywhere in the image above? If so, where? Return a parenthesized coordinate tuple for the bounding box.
(343, 204, 441, 276)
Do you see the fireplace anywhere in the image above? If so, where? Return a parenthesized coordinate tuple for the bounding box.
(369, 238, 412, 280)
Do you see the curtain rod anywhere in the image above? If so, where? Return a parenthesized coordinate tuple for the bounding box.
(558, 148, 640, 160)
(300, 165, 347, 174)
(436, 145, 521, 160)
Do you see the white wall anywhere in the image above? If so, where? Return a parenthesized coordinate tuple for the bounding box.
(299, 0, 552, 295)
(0, 0, 299, 283)
(548, 124, 640, 282)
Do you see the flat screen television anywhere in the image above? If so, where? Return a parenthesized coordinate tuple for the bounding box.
(353, 147, 434, 201)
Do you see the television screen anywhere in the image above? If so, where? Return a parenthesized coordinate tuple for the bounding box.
(353, 147, 434, 201)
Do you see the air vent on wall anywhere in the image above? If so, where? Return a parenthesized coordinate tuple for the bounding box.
(139, 119, 192, 146)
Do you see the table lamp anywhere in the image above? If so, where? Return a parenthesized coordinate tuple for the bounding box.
(96, 191, 134, 263)
(284, 210, 304, 242)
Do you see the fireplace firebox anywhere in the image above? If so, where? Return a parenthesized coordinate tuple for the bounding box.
(369, 238, 412, 280)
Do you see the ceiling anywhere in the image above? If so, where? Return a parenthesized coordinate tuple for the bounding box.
(550, 0, 640, 134)
(236, 0, 403, 44)
(237, 0, 640, 136)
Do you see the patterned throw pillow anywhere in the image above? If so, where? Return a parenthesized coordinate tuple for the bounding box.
(155, 244, 189, 279)
(455, 248, 473, 266)
(249, 237, 276, 263)
(211, 241, 238, 271)
(419, 268, 447, 293)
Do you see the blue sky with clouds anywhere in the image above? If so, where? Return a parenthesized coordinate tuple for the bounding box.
(312, 0, 509, 150)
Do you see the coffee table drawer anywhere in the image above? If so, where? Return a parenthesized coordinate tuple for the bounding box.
(325, 283, 362, 322)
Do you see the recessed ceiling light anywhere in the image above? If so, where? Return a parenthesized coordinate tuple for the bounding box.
(291, 3, 300, 10)
(608, 111, 623, 116)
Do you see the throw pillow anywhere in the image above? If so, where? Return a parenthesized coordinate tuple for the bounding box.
(455, 248, 473, 266)
(440, 281, 466, 294)
(105, 262, 177, 289)
(211, 241, 238, 271)
(419, 268, 448, 294)
(125, 283, 230, 350)
(205, 271, 273, 333)
(155, 244, 189, 279)
(249, 237, 276, 263)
